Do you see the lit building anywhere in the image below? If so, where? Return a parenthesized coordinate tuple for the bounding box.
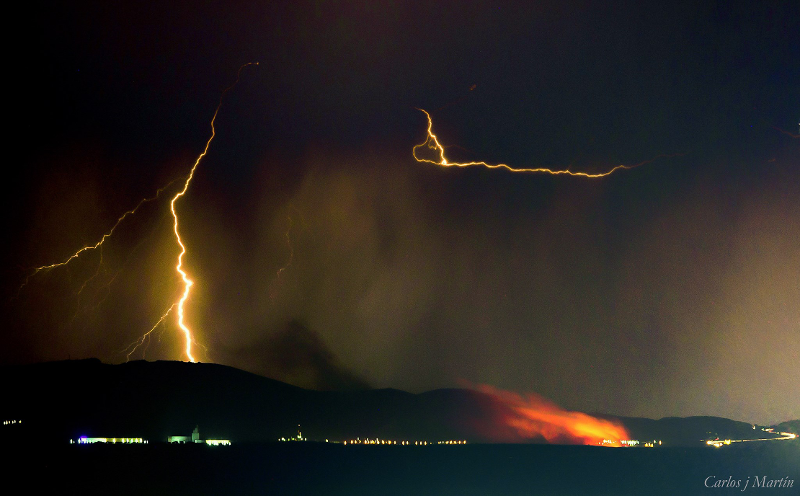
(204, 439, 231, 446)
(168, 425, 200, 443)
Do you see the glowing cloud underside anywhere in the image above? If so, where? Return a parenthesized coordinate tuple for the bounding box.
(413, 108, 680, 177)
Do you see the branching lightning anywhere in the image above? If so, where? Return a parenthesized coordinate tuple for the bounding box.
(122, 304, 175, 361)
(18, 180, 176, 294)
(155, 61, 259, 363)
(20, 62, 258, 363)
(413, 108, 681, 177)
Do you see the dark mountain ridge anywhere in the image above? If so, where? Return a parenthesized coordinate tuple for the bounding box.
(3, 359, 793, 446)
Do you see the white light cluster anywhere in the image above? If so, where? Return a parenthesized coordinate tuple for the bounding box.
(74, 437, 146, 444)
(342, 438, 467, 446)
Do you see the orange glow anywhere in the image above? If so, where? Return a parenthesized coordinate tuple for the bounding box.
(413, 108, 680, 177)
(476, 384, 630, 446)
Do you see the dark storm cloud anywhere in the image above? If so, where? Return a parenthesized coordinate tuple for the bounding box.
(4, 0, 799, 425)
(195, 150, 446, 390)
(200, 144, 797, 423)
(224, 320, 370, 391)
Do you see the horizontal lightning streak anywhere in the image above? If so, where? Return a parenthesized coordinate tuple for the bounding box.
(413, 108, 682, 177)
(772, 126, 800, 139)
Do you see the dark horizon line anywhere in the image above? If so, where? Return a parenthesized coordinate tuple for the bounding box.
(5, 356, 797, 428)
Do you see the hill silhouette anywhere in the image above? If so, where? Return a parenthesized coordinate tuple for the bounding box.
(2, 359, 792, 446)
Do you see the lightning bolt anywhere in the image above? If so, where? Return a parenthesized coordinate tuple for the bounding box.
(17, 180, 177, 295)
(269, 214, 294, 301)
(772, 125, 800, 139)
(20, 62, 258, 363)
(277, 215, 294, 279)
(162, 61, 259, 363)
(122, 304, 175, 362)
(413, 108, 681, 177)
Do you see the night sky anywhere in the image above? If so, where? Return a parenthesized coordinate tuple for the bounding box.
(4, 1, 798, 425)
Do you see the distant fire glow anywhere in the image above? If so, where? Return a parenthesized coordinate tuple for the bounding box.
(477, 385, 630, 446)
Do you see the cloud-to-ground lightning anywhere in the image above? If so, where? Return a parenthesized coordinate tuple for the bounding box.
(152, 61, 259, 363)
(413, 108, 680, 177)
(20, 62, 258, 363)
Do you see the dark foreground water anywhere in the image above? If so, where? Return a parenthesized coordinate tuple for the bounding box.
(13, 440, 799, 495)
